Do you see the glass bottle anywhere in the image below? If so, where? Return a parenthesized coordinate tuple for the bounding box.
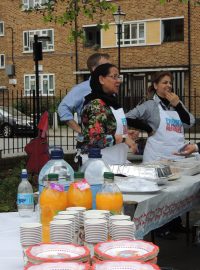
(96, 172, 123, 214)
(68, 172, 92, 209)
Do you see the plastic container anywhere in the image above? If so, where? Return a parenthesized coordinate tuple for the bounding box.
(80, 148, 111, 209)
(68, 172, 92, 210)
(96, 172, 123, 215)
(39, 173, 68, 242)
(38, 147, 74, 193)
(17, 169, 34, 217)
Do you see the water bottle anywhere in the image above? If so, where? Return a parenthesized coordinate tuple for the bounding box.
(80, 147, 111, 208)
(17, 169, 34, 217)
(38, 147, 74, 193)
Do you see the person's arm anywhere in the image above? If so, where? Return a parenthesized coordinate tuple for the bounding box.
(66, 120, 81, 134)
(58, 81, 90, 132)
(165, 92, 195, 127)
(174, 143, 199, 156)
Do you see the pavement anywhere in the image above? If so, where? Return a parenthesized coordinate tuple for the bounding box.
(144, 204, 200, 270)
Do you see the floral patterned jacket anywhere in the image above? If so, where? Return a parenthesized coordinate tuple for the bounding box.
(81, 99, 117, 153)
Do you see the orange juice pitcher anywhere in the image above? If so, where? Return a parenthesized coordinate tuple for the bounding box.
(39, 173, 68, 242)
(68, 172, 92, 209)
(96, 172, 123, 214)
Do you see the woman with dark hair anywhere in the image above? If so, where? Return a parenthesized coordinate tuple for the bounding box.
(80, 63, 137, 165)
(126, 71, 195, 162)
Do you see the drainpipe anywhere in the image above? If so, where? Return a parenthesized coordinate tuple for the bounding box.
(74, 0, 79, 84)
(188, 0, 191, 111)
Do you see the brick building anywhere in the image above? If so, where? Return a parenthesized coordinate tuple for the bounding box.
(0, 0, 200, 115)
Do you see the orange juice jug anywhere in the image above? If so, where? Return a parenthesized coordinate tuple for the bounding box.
(68, 172, 92, 209)
(96, 172, 123, 214)
(39, 173, 68, 242)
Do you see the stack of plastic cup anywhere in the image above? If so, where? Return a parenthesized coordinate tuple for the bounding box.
(66, 207, 86, 228)
(54, 214, 76, 243)
(50, 220, 73, 243)
(111, 220, 136, 240)
(20, 223, 42, 265)
(109, 215, 131, 237)
(60, 210, 80, 232)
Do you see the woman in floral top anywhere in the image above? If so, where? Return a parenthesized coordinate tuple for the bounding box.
(81, 63, 137, 165)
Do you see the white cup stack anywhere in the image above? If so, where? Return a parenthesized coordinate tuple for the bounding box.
(84, 219, 108, 244)
(84, 210, 110, 221)
(84, 213, 107, 226)
(20, 223, 42, 247)
(111, 220, 136, 240)
(66, 207, 86, 228)
(60, 210, 80, 232)
(50, 220, 73, 244)
(54, 214, 76, 233)
(109, 215, 131, 237)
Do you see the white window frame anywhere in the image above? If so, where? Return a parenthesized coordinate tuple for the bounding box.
(24, 73, 55, 96)
(0, 54, 5, 69)
(0, 21, 4, 36)
(22, 0, 49, 10)
(23, 29, 54, 53)
(121, 22, 146, 46)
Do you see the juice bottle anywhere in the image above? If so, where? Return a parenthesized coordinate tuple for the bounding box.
(96, 172, 123, 214)
(39, 173, 68, 242)
(68, 172, 92, 209)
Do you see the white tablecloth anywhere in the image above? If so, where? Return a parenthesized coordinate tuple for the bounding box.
(0, 212, 38, 270)
(123, 175, 200, 238)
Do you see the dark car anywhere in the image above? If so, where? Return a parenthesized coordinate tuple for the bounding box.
(0, 106, 35, 137)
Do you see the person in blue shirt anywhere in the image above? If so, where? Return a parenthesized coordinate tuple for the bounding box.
(58, 53, 111, 134)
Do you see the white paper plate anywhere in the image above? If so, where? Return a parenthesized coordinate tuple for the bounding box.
(25, 261, 90, 270)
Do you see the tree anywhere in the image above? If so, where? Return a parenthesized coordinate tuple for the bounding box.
(23, 0, 116, 41)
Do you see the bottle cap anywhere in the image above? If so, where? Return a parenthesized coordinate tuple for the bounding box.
(74, 172, 84, 179)
(104, 172, 114, 180)
(21, 169, 28, 178)
(48, 173, 59, 181)
(50, 149, 64, 159)
(88, 147, 102, 158)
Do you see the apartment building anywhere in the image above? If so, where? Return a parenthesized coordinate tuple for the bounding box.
(0, 0, 200, 114)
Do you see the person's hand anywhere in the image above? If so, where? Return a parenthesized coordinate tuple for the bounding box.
(125, 136, 138, 153)
(165, 92, 180, 107)
(174, 144, 198, 156)
(128, 129, 140, 140)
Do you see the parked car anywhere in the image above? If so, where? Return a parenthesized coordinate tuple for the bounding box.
(0, 106, 35, 137)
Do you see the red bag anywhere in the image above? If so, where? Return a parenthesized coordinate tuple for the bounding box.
(25, 112, 50, 174)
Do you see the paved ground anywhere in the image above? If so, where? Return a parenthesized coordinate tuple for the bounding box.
(144, 205, 200, 270)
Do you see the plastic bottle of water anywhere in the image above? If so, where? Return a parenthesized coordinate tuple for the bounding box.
(38, 147, 74, 193)
(17, 169, 34, 217)
(80, 147, 111, 209)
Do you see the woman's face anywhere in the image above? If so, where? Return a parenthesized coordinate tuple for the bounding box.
(99, 67, 122, 95)
(154, 75, 172, 98)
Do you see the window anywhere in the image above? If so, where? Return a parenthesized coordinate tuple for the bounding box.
(0, 22, 4, 36)
(0, 54, 5, 69)
(121, 22, 145, 46)
(22, 0, 50, 10)
(23, 29, 54, 52)
(24, 74, 55, 96)
(84, 26, 100, 48)
(162, 18, 184, 42)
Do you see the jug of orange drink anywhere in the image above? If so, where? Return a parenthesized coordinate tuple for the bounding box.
(39, 173, 68, 242)
(68, 172, 92, 209)
(96, 172, 123, 214)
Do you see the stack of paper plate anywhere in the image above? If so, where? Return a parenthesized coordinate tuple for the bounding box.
(25, 243, 90, 264)
(25, 262, 90, 270)
(91, 260, 160, 270)
(94, 240, 159, 262)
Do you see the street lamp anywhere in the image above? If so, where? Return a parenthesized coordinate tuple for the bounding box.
(113, 6, 126, 72)
(33, 35, 50, 130)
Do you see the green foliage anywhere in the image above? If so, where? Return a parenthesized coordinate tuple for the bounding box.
(0, 160, 38, 212)
(23, 0, 117, 42)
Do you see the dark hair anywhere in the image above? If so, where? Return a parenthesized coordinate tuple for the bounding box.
(147, 71, 174, 98)
(90, 63, 117, 92)
(84, 63, 120, 109)
(87, 53, 110, 73)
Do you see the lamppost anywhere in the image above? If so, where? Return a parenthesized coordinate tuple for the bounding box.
(113, 6, 126, 72)
(33, 35, 50, 130)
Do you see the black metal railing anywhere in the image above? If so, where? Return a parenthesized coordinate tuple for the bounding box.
(0, 89, 200, 157)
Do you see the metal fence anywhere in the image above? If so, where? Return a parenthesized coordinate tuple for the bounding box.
(0, 88, 200, 158)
